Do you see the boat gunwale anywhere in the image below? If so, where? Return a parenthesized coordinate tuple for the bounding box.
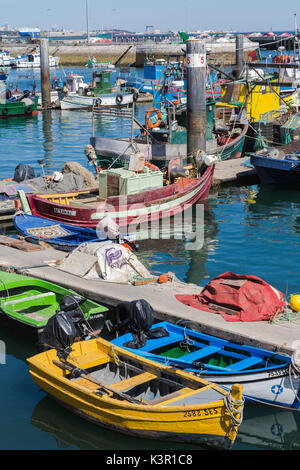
(112, 321, 292, 376)
(27, 337, 238, 412)
(27, 168, 213, 210)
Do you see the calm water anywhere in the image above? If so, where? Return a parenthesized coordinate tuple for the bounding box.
(0, 65, 300, 451)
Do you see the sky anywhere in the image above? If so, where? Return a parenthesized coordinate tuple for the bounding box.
(0, 0, 299, 33)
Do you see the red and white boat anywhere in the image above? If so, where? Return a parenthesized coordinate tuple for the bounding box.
(26, 165, 214, 229)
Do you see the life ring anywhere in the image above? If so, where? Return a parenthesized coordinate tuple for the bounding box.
(12, 88, 20, 96)
(2, 108, 9, 116)
(94, 97, 102, 107)
(25, 106, 32, 115)
(144, 160, 159, 171)
(116, 94, 123, 105)
(146, 108, 162, 129)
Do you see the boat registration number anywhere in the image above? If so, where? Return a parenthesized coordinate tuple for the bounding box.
(183, 408, 219, 418)
(54, 207, 77, 216)
(268, 367, 289, 378)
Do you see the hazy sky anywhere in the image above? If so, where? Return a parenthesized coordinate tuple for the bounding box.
(0, 0, 299, 33)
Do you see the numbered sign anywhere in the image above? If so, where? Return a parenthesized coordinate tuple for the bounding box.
(186, 53, 206, 68)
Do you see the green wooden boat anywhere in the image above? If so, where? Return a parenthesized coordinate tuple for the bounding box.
(0, 270, 108, 337)
(0, 95, 39, 117)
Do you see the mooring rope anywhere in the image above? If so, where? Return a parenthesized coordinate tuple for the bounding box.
(224, 391, 244, 432)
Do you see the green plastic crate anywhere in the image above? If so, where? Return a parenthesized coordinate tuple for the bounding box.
(99, 167, 163, 199)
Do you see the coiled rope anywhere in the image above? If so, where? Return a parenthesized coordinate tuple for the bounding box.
(224, 391, 244, 432)
(289, 348, 300, 402)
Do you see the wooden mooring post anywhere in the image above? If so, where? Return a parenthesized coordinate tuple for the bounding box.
(186, 39, 207, 163)
(39, 38, 51, 109)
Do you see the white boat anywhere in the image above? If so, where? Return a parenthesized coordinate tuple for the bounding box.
(11, 53, 60, 68)
(60, 92, 133, 110)
(0, 51, 15, 67)
(59, 73, 133, 110)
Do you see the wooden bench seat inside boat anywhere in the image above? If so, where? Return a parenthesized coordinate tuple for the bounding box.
(69, 196, 102, 206)
(2, 292, 56, 307)
(109, 371, 157, 392)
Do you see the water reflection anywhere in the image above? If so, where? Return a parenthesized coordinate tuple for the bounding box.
(133, 199, 218, 284)
(41, 109, 54, 174)
(31, 396, 201, 451)
(30, 396, 300, 451)
(236, 404, 300, 450)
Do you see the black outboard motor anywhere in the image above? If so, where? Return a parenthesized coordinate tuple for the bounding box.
(114, 299, 169, 349)
(38, 294, 89, 359)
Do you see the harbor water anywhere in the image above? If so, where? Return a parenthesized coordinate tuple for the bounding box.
(1, 65, 300, 451)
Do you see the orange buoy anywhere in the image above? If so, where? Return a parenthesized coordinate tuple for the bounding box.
(158, 274, 169, 284)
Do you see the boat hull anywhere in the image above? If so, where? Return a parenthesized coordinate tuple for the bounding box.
(111, 321, 300, 410)
(250, 154, 300, 185)
(91, 123, 248, 168)
(60, 92, 133, 110)
(0, 270, 107, 333)
(26, 167, 214, 228)
(0, 97, 39, 117)
(27, 337, 244, 450)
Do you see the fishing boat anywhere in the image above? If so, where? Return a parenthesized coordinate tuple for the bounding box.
(0, 88, 38, 118)
(91, 99, 248, 169)
(13, 213, 135, 252)
(59, 71, 134, 110)
(111, 320, 300, 410)
(0, 96, 38, 117)
(250, 146, 300, 184)
(0, 51, 15, 66)
(11, 53, 60, 68)
(25, 162, 215, 228)
(86, 57, 115, 70)
(27, 336, 244, 449)
(0, 270, 108, 337)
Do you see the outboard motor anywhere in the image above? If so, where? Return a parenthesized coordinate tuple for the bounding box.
(38, 294, 89, 358)
(114, 299, 169, 349)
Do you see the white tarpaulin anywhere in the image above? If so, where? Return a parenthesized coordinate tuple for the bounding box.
(70, 241, 151, 283)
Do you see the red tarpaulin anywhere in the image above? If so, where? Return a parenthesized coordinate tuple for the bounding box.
(175, 272, 286, 322)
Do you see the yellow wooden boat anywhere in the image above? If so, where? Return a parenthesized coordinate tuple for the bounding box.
(27, 337, 244, 450)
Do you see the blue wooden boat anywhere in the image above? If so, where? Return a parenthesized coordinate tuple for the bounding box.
(111, 320, 300, 410)
(13, 213, 134, 252)
(250, 147, 300, 184)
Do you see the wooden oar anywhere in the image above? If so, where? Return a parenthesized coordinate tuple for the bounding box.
(52, 359, 147, 405)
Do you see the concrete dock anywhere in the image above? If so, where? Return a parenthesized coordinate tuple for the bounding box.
(0, 243, 299, 356)
(213, 156, 258, 187)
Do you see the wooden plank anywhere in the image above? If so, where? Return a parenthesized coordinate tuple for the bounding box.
(18, 190, 32, 214)
(228, 356, 263, 371)
(149, 387, 193, 405)
(0, 235, 45, 251)
(112, 372, 157, 392)
(180, 346, 220, 362)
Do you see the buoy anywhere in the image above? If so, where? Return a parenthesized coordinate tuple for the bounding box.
(290, 295, 300, 311)
(158, 274, 169, 284)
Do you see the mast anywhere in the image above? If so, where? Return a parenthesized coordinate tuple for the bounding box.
(86, 0, 90, 43)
